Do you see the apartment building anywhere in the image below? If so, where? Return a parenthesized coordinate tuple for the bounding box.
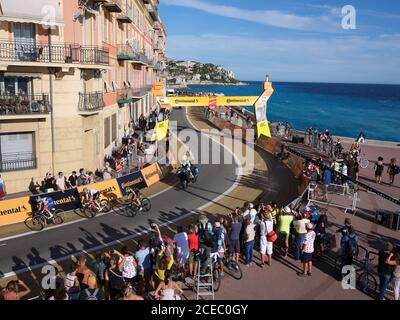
(0, 0, 167, 193)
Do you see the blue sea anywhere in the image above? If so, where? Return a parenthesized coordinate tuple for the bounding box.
(188, 82, 400, 143)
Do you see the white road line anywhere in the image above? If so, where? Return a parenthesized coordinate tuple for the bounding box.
(0, 109, 242, 279)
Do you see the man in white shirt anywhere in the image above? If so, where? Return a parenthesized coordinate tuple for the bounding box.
(243, 203, 259, 224)
(56, 172, 67, 192)
(341, 163, 350, 194)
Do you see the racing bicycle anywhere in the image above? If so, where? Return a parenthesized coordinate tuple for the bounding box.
(25, 208, 65, 231)
(80, 198, 111, 217)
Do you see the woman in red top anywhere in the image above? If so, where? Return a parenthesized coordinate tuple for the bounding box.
(187, 224, 199, 277)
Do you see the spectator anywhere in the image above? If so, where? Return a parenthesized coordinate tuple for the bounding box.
(135, 240, 152, 292)
(28, 178, 40, 195)
(243, 218, 256, 266)
(104, 254, 124, 300)
(174, 226, 190, 279)
(76, 255, 96, 290)
(78, 168, 88, 186)
(154, 245, 174, 287)
(119, 284, 144, 300)
(154, 270, 183, 300)
(137, 143, 146, 170)
(277, 206, 294, 258)
(0, 174, 6, 200)
(315, 209, 328, 258)
(341, 226, 359, 267)
(48, 278, 69, 300)
(321, 166, 332, 201)
(79, 275, 104, 300)
(377, 242, 395, 300)
(388, 158, 399, 185)
(64, 263, 81, 300)
(68, 171, 78, 188)
(243, 202, 258, 224)
(2, 280, 31, 300)
(357, 131, 365, 144)
(293, 212, 310, 261)
(187, 224, 199, 277)
(229, 213, 242, 264)
(43, 172, 55, 192)
(213, 221, 226, 276)
(197, 215, 215, 273)
(385, 251, 400, 300)
(374, 156, 384, 184)
(56, 171, 67, 192)
(103, 162, 112, 180)
(260, 212, 274, 267)
(87, 171, 95, 184)
(299, 223, 315, 276)
(118, 247, 140, 285)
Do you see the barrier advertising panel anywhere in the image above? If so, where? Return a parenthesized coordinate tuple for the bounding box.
(141, 163, 162, 187)
(29, 189, 81, 212)
(116, 171, 147, 196)
(0, 196, 32, 225)
(77, 179, 122, 201)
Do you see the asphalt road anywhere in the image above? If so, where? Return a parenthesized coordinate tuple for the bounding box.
(0, 108, 238, 276)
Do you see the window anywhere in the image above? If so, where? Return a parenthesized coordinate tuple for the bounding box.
(0, 132, 35, 171)
(111, 114, 117, 142)
(103, 14, 108, 42)
(104, 117, 110, 148)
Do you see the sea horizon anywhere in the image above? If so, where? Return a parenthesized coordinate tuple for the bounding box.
(187, 81, 400, 143)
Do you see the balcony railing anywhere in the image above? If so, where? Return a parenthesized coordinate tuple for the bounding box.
(117, 44, 136, 60)
(118, 86, 153, 104)
(0, 94, 50, 116)
(78, 92, 104, 112)
(0, 40, 109, 65)
(117, 4, 133, 23)
(0, 152, 36, 172)
(145, 3, 159, 21)
(102, 0, 122, 12)
(154, 21, 161, 30)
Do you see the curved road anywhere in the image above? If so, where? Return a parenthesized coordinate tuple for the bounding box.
(0, 109, 238, 276)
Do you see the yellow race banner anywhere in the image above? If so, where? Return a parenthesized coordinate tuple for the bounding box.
(158, 96, 259, 108)
(0, 196, 32, 225)
(77, 179, 122, 201)
(257, 120, 272, 138)
(151, 119, 169, 142)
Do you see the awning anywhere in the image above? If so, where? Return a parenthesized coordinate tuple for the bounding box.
(3, 72, 42, 78)
(0, 0, 64, 26)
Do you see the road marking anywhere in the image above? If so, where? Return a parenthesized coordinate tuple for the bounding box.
(0, 110, 242, 278)
(0, 243, 6, 247)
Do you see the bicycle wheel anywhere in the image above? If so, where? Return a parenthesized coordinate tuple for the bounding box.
(25, 215, 44, 231)
(225, 260, 243, 280)
(52, 209, 64, 225)
(141, 198, 151, 212)
(360, 159, 369, 169)
(100, 199, 111, 213)
(213, 265, 221, 292)
(357, 272, 377, 295)
(128, 203, 139, 217)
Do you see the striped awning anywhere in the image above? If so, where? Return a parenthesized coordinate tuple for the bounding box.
(0, 0, 64, 26)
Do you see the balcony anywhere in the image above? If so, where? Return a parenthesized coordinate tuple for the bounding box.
(117, 4, 133, 23)
(118, 86, 153, 104)
(0, 152, 36, 172)
(0, 40, 109, 67)
(145, 3, 159, 21)
(117, 44, 136, 60)
(154, 22, 161, 30)
(0, 94, 51, 120)
(78, 92, 104, 114)
(102, 0, 122, 12)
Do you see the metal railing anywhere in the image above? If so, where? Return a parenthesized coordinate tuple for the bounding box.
(118, 86, 153, 102)
(0, 94, 50, 116)
(78, 92, 104, 112)
(0, 39, 109, 65)
(0, 152, 37, 172)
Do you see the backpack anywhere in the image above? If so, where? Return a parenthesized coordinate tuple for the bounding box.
(393, 165, 400, 175)
(84, 289, 99, 300)
(198, 223, 216, 248)
(347, 236, 359, 257)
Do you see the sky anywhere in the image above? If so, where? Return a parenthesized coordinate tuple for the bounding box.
(159, 0, 400, 84)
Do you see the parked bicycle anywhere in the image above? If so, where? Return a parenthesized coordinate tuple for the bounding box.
(24, 208, 65, 231)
